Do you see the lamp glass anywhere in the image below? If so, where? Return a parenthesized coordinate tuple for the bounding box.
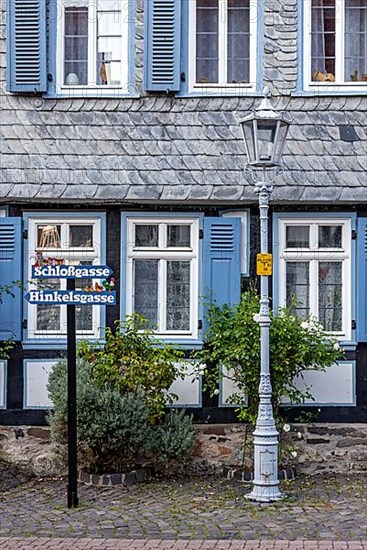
(273, 120, 290, 164)
(255, 119, 277, 163)
(241, 119, 256, 164)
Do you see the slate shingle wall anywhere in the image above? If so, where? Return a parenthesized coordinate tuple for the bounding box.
(0, 0, 366, 205)
(264, 0, 298, 95)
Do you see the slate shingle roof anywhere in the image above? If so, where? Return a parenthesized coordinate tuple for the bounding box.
(0, 0, 366, 205)
(0, 95, 366, 205)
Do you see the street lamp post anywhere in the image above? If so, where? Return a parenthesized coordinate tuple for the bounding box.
(239, 87, 291, 503)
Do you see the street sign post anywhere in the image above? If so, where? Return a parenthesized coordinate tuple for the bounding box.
(26, 264, 116, 509)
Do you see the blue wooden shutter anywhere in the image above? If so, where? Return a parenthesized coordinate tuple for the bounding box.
(144, 0, 181, 92)
(203, 217, 241, 319)
(357, 218, 367, 342)
(0, 218, 23, 341)
(7, 0, 47, 93)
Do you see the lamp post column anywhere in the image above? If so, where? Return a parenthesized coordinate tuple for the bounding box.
(246, 174, 282, 503)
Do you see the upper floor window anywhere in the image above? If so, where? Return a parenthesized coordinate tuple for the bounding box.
(304, 0, 367, 90)
(277, 217, 352, 340)
(27, 216, 103, 340)
(188, 0, 257, 92)
(7, 0, 132, 95)
(57, 0, 129, 93)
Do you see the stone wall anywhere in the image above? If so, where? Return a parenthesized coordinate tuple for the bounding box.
(192, 424, 367, 476)
(0, 426, 65, 477)
(1, 424, 367, 477)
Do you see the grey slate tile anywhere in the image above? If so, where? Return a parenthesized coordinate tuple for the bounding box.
(61, 184, 98, 199)
(0, 184, 14, 197)
(94, 185, 129, 200)
(126, 185, 162, 200)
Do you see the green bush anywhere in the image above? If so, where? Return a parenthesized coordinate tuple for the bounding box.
(47, 357, 195, 473)
(197, 285, 343, 425)
(154, 409, 196, 460)
(47, 358, 154, 471)
(78, 315, 185, 421)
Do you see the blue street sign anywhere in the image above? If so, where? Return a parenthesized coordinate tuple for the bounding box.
(25, 290, 116, 306)
(31, 265, 113, 279)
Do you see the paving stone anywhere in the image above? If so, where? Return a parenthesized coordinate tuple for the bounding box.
(0, 474, 366, 544)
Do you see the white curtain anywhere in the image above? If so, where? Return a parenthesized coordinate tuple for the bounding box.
(345, 0, 367, 81)
(311, 0, 327, 74)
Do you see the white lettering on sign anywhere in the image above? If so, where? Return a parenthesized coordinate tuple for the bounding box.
(31, 265, 112, 279)
(26, 290, 116, 305)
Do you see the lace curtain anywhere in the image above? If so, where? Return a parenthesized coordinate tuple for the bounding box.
(345, 0, 367, 81)
(311, 0, 367, 81)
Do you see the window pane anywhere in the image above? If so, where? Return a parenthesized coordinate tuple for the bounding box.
(96, 4, 122, 85)
(286, 262, 309, 317)
(166, 261, 191, 331)
(311, 0, 336, 81)
(344, 0, 367, 82)
(36, 279, 60, 331)
(74, 261, 94, 331)
(135, 225, 159, 247)
(227, 0, 250, 83)
(69, 225, 93, 248)
(64, 6, 88, 85)
(319, 262, 342, 331)
(134, 260, 158, 327)
(318, 225, 342, 248)
(167, 225, 191, 247)
(196, 0, 218, 83)
(37, 225, 61, 248)
(286, 226, 310, 248)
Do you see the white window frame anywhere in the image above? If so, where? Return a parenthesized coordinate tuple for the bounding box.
(56, 0, 129, 95)
(27, 216, 102, 340)
(278, 217, 352, 340)
(126, 217, 199, 340)
(303, 0, 367, 92)
(188, 0, 257, 94)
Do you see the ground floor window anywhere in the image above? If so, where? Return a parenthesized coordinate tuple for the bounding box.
(277, 216, 352, 340)
(125, 217, 199, 339)
(26, 215, 103, 340)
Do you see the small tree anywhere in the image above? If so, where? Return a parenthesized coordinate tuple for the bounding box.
(198, 285, 343, 425)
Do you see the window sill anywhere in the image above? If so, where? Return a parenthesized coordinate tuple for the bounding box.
(44, 90, 141, 100)
(293, 87, 367, 97)
(340, 341, 357, 352)
(152, 338, 204, 350)
(22, 338, 203, 350)
(178, 88, 261, 98)
(22, 339, 102, 350)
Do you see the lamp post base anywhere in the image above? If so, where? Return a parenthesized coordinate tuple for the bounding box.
(246, 486, 283, 503)
(246, 392, 283, 503)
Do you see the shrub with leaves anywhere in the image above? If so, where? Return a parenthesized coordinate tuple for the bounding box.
(197, 285, 343, 425)
(47, 357, 196, 472)
(47, 358, 154, 471)
(78, 314, 185, 421)
(154, 409, 196, 461)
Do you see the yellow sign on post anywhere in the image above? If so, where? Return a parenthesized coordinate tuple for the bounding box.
(257, 253, 272, 276)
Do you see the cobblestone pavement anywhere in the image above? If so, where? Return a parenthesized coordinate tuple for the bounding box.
(0, 474, 366, 549)
(0, 539, 367, 549)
